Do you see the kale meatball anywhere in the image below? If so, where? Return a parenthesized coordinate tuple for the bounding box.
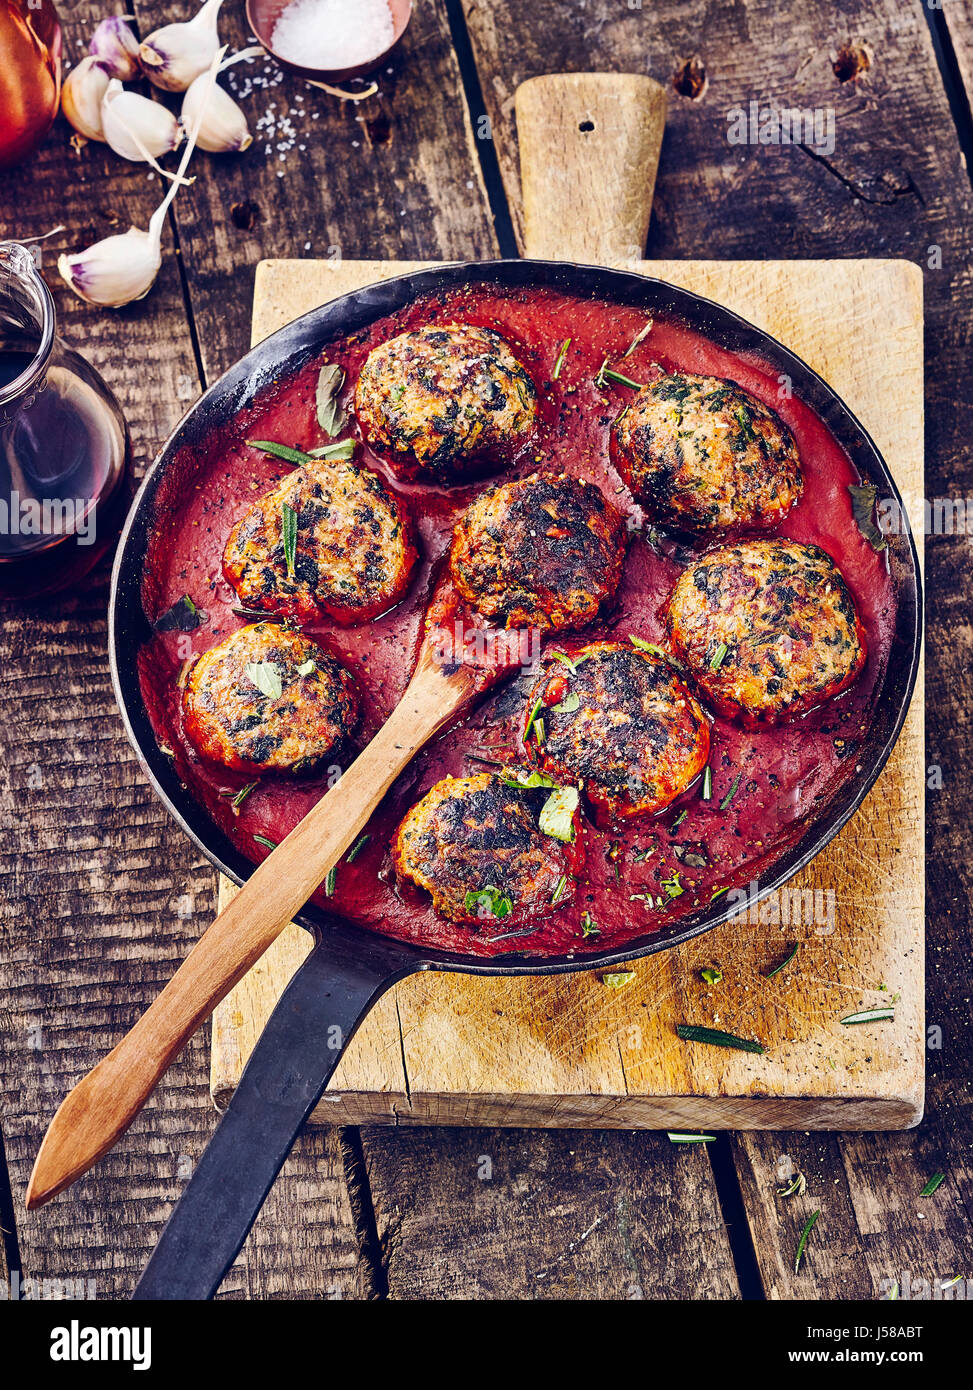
(354, 323, 538, 480)
(182, 623, 359, 774)
(521, 641, 710, 824)
(449, 472, 626, 632)
(392, 772, 574, 926)
(612, 371, 803, 533)
(222, 456, 417, 625)
(665, 539, 866, 721)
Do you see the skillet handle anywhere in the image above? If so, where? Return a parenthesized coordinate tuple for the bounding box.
(515, 72, 667, 263)
(131, 939, 409, 1300)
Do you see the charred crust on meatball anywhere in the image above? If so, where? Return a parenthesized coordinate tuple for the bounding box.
(182, 623, 359, 774)
(392, 772, 575, 925)
(449, 472, 626, 633)
(665, 539, 866, 722)
(612, 371, 803, 534)
(354, 323, 538, 480)
(222, 457, 417, 625)
(521, 641, 710, 824)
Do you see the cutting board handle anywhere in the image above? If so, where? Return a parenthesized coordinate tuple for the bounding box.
(515, 72, 667, 263)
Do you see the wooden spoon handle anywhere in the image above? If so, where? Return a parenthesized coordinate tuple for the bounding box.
(26, 651, 472, 1209)
(515, 72, 667, 263)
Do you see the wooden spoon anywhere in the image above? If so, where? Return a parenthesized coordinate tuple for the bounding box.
(26, 624, 477, 1209)
(27, 71, 668, 1211)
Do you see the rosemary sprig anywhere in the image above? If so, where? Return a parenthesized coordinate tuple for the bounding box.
(253, 833, 278, 850)
(281, 501, 298, 578)
(668, 1132, 715, 1144)
(676, 1023, 765, 1055)
(765, 943, 799, 979)
(552, 337, 571, 379)
(794, 1210, 820, 1274)
(840, 1007, 895, 1026)
(247, 439, 313, 465)
(702, 766, 713, 801)
(345, 834, 370, 864)
(324, 865, 337, 897)
(719, 773, 742, 811)
(919, 1172, 945, 1197)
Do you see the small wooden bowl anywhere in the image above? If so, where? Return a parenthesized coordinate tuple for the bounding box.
(245, 0, 412, 85)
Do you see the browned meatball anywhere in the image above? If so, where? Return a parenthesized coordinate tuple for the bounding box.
(354, 323, 537, 481)
(183, 623, 359, 773)
(521, 641, 710, 825)
(611, 371, 803, 534)
(665, 539, 867, 722)
(449, 473, 626, 632)
(392, 772, 575, 926)
(222, 456, 417, 625)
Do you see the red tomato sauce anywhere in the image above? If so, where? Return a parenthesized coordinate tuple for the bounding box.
(138, 283, 897, 959)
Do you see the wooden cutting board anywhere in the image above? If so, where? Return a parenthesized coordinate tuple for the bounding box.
(209, 252, 924, 1130)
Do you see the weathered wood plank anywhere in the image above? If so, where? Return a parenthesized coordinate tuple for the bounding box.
(0, 5, 369, 1299)
(463, 0, 973, 1295)
(363, 1125, 741, 1300)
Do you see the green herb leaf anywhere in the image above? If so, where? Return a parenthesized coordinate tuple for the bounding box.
(700, 967, 723, 985)
(795, 1210, 820, 1274)
(629, 634, 667, 659)
(253, 833, 278, 850)
(671, 810, 688, 829)
(765, 943, 799, 979)
(219, 780, 258, 814)
(676, 1023, 765, 1054)
(465, 885, 513, 920)
(552, 692, 580, 715)
(581, 912, 599, 938)
(296, 659, 315, 677)
(539, 785, 579, 842)
(603, 971, 635, 990)
(597, 364, 644, 391)
(552, 337, 571, 380)
(501, 768, 557, 790)
(668, 1132, 715, 1144)
(709, 642, 728, 671)
(281, 501, 299, 578)
(848, 482, 888, 551)
(549, 649, 584, 673)
(244, 661, 282, 700)
(154, 594, 208, 633)
(840, 1007, 895, 1026)
(248, 439, 314, 465)
(710, 884, 729, 900)
(550, 874, 568, 906)
(719, 772, 742, 811)
(324, 865, 337, 897)
(660, 870, 684, 899)
(533, 717, 546, 744)
(315, 363, 346, 436)
(308, 438, 356, 460)
(702, 766, 713, 801)
(919, 1172, 945, 1197)
(345, 833, 370, 863)
(524, 695, 545, 742)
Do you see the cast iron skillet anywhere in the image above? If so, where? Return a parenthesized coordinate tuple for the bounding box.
(110, 260, 921, 1298)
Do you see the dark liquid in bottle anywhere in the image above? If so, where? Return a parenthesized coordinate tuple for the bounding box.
(0, 334, 130, 599)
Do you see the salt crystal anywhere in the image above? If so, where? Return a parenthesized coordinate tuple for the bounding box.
(271, 0, 394, 69)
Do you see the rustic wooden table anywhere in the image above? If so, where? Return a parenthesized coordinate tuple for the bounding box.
(1, 0, 970, 1301)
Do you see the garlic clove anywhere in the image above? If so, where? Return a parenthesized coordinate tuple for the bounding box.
(89, 15, 141, 81)
(58, 228, 162, 309)
(139, 0, 225, 93)
(60, 48, 225, 311)
(181, 72, 251, 153)
(101, 80, 184, 162)
(61, 56, 111, 143)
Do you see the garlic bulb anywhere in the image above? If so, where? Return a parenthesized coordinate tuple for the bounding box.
(101, 80, 183, 163)
(61, 56, 110, 143)
(181, 47, 261, 152)
(89, 16, 141, 81)
(60, 50, 224, 309)
(140, 0, 225, 93)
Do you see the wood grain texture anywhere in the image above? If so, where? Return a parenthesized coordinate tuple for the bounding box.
(362, 1126, 741, 1299)
(212, 254, 923, 1130)
(517, 73, 667, 261)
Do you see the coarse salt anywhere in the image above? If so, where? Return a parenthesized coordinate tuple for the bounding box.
(271, 0, 395, 69)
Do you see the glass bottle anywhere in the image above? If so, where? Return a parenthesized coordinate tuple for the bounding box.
(0, 241, 130, 599)
(0, 0, 62, 169)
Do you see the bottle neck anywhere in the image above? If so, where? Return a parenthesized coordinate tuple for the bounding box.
(0, 241, 56, 423)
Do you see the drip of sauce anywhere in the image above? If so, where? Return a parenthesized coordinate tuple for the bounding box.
(138, 284, 897, 959)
